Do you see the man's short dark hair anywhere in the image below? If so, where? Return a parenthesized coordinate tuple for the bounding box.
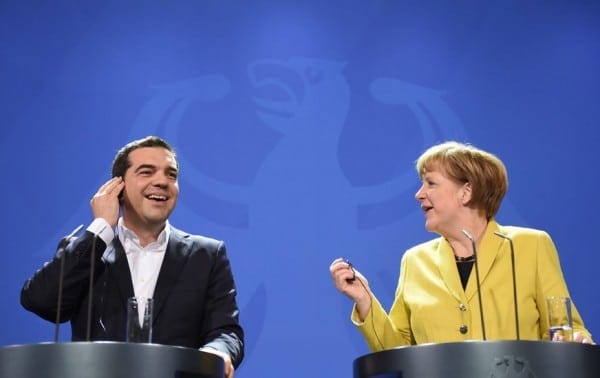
(111, 136, 177, 178)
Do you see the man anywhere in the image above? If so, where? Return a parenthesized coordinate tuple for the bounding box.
(21, 136, 244, 377)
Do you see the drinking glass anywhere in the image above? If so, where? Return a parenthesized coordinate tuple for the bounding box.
(546, 296, 573, 342)
(126, 297, 153, 343)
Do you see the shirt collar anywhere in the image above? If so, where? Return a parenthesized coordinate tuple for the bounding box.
(117, 218, 170, 253)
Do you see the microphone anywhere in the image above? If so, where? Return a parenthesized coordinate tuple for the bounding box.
(493, 231, 520, 340)
(461, 229, 487, 340)
(54, 224, 84, 342)
(86, 232, 99, 341)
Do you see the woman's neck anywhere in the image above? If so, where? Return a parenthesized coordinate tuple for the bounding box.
(447, 217, 488, 258)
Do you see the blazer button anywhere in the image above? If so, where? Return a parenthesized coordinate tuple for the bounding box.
(459, 325, 468, 334)
(459, 303, 467, 311)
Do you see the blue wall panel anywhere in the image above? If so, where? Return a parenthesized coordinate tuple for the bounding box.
(1, 1, 598, 377)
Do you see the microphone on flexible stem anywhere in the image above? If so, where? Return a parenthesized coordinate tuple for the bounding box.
(54, 224, 84, 343)
(86, 232, 99, 341)
(494, 231, 520, 340)
(461, 229, 487, 341)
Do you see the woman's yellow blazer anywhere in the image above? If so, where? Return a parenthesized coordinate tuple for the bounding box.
(353, 220, 593, 350)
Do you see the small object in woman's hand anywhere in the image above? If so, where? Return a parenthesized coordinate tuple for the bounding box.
(345, 259, 356, 283)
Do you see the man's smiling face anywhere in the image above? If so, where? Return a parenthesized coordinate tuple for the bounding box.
(120, 146, 179, 232)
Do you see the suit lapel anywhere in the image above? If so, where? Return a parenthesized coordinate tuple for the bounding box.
(152, 227, 192, 321)
(465, 220, 503, 301)
(436, 239, 466, 303)
(104, 239, 135, 306)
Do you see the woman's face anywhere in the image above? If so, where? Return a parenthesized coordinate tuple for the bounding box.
(415, 168, 467, 235)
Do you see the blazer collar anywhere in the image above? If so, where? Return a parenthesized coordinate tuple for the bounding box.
(103, 239, 135, 303)
(436, 239, 464, 302)
(436, 219, 505, 302)
(152, 226, 194, 320)
(105, 226, 194, 322)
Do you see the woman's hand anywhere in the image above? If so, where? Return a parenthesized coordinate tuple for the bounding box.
(329, 257, 372, 320)
(573, 331, 594, 344)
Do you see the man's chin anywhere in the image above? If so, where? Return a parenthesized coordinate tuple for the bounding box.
(142, 212, 172, 226)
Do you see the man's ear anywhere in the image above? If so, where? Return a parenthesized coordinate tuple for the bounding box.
(118, 178, 125, 205)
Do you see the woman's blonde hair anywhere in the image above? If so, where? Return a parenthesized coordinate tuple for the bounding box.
(416, 141, 508, 219)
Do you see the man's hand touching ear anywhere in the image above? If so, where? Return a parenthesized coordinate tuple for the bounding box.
(90, 177, 124, 228)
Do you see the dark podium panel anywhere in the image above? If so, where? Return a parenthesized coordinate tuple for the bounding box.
(354, 340, 600, 378)
(0, 342, 224, 378)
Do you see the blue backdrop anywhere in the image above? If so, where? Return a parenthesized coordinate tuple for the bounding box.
(1, 1, 599, 377)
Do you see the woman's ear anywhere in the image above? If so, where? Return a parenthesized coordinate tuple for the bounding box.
(461, 182, 472, 204)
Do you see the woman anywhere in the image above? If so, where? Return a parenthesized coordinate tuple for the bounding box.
(330, 141, 593, 350)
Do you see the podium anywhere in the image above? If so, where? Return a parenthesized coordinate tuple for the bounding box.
(0, 342, 224, 378)
(353, 340, 600, 378)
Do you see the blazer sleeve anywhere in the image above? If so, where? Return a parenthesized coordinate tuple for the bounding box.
(534, 231, 593, 341)
(199, 240, 245, 368)
(20, 231, 107, 322)
(352, 253, 413, 351)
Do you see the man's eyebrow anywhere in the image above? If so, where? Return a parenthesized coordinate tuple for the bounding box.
(134, 164, 179, 173)
(134, 164, 156, 172)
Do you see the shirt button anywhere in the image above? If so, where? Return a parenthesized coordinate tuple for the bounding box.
(460, 325, 468, 334)
(459, 303, 467, 311)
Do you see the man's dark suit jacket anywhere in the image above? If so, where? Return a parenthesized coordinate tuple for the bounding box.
(21, 226, 244, 368)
